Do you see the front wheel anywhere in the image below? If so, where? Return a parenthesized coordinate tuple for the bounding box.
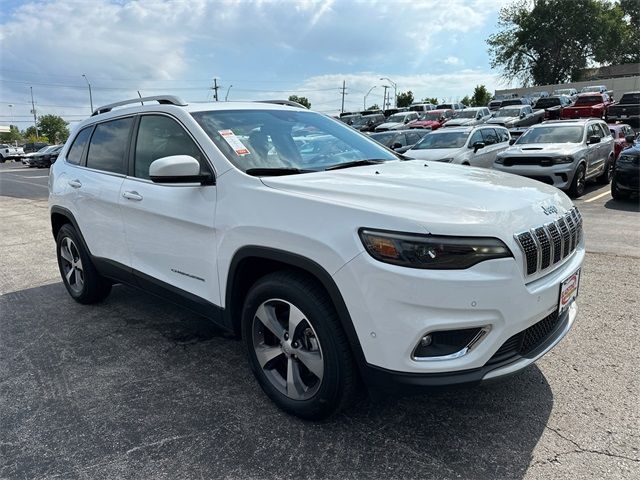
(568, 164, 586, 198)
(611, 179, 626, 200)
(241, 271, 358, 420)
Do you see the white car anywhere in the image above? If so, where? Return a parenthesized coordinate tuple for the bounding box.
(405, 125, 511, 168)
(374, 112, 419, 131)
(49, 96, 584, 419)
(443, 107, 492, 127)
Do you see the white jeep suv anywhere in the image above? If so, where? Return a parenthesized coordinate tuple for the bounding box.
(49, 96, 584, 419)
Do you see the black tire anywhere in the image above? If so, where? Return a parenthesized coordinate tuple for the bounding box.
(596, 156, 614, 184)
(241, 271, 358, 420)
(611, 179, 626, 200)
(56, 224, 111, 304)
(568, 164, 586, 198)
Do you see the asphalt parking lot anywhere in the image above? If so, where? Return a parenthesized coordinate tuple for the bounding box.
(0, 161, 639, 480)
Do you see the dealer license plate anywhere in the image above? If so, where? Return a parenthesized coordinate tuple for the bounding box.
(559, 269, 580, 316)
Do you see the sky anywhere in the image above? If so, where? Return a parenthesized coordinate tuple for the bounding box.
(0, 0, 511, 129)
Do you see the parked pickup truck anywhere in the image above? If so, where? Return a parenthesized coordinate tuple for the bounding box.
(533, 95, 574, 120)
(606, 91, 640, 126)
(486, 105, 545, 128)
(561, 93, 612, 119)
(0, 144, 24, 163)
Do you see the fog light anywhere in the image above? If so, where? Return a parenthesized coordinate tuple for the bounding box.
(420, 334, 432, 347)
(413, 327, 485, 359)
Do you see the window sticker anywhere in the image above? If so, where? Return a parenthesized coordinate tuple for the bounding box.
(219, 129, 250, 156)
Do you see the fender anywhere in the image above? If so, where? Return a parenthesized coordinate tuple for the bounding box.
(225, 246, 367, 368)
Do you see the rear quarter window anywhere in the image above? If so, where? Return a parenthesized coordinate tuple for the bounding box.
(66, 126, 93, 165)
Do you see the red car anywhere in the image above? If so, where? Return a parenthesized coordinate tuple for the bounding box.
(407, 109, 454, 130)
(608, 123, 636, 159)
(561, 93, 612, 119)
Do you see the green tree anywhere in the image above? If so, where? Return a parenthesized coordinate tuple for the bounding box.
(461, 95, 471, 106)
(421, 97, 439, 105)
(37, 115, 69, 144)
(470, 85, 493, 107)
(0, 125, 22, 144)
(367, 104, 380, 110)
(288, 95, 311, 109)
(396, 91, 414, 108)
(487, 0, 634, 86)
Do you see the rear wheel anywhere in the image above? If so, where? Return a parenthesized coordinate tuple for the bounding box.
(596, 156, 614, 184)
(56, 224, 111, 304)
(242, 271, 358, 420)
(568, 164, 586, 198)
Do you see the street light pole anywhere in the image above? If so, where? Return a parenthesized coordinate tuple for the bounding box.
(82, 74, 93, 114)
(363, 86, 377, 109)
(380, 77, 397, 108)
(7, 104, 14, 127)
(225, 85, 233, 101)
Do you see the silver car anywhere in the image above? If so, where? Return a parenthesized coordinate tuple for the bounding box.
(444, 107, 492, 127)
(405, 125, 511, 168)
(487, 105, 545, 128)
(494, 119, 615, 198)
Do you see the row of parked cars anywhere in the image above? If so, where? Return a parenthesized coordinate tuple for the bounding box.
(0, 142, 63, 168)
(364, 117, 638, 200)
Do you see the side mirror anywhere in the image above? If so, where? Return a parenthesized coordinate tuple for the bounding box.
(587, 136, 601, 145)
(625, 134, 636, 144)
(473, 141, 485, 153)
(391, 142, 403, 150)
(404, 119, 409, 124)
(509, 138, 516, 145)
(520, 112, 526, 119)
(149, 155, 213, 185)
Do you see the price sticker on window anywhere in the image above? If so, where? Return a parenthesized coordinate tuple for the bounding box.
(219, 129, 250, 156)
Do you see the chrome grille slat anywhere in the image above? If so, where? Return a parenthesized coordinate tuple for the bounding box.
(514, 207, 582, 277)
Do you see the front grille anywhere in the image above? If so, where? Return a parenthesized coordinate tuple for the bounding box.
(501, 157, 554, 167)
(514, 207, 582, 276)
(486, 310, 561, 365)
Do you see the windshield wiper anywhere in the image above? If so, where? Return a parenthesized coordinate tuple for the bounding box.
(324, 159, 387, 171)
(245, 167, 314, 177)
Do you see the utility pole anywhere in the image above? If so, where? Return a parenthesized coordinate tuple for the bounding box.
(82, 74, 93, 113)
(211, 78, 219, 101)
(30, 87, 39, 138)
(340, 80, 347, 113)
(382, 85, 389, 111)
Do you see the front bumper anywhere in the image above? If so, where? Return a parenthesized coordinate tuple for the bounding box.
(333, 242, 584, 378)
(613, 169, 640, 192)
(493, 162, 577, 190)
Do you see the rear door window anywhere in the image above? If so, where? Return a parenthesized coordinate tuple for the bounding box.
(86, 117, 133, 174)
(66, 126, 93, 165)
(481, 128, 498, 145)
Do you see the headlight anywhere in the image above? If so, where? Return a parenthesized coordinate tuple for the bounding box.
(359, 229, 513, 269)
(554, 155, 574, 164)
(618, 154, 638, 165)
(495, 156, 504, 164)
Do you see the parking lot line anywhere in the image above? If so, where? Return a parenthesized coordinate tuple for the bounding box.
(584, 191, 611, 203)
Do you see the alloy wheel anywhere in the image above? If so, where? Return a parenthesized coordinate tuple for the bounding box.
(251, 299, 324, 400)
(60, 237, 84, 293)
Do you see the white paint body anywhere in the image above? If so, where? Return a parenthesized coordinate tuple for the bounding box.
(49, 101, 583, 377)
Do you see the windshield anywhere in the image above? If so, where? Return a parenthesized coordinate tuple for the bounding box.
(420, 112, 441, 121)
(369, 132, 397, 146)
(456, 110, 480, 119)
(411, 131, 468, 149)
(436, 104, 453, 110)
(620, 93, 640, 104)
(37, 146, 52, 153)
(581, 86, 603, 92)
(535, 98, 560, 108)
(191, 109, 397, 173)
(575, 96, 602, 106)
(554, 89, 572, 95)
(351, 116, 375, 126)
(495, 108, 522, 117)
(387, 113, 407, 122)
(516, 126, 583, 144)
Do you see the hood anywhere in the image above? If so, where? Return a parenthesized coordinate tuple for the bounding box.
(404, 147, 462, 161)
(410, 120, 440, 128)
(376, 121, 403, 130)
(446, 118, 474, 126)
(487, 117, 516, 125)
(260, 160, 572, 237)
(499, 143, 583, 156)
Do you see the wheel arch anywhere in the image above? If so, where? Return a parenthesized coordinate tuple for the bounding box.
(224, 246, 366, 366)
(50, 206, 92, 255)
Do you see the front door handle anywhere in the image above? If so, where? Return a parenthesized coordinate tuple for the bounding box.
(68, 179, 82, 188)
(122, 191, 143, 201)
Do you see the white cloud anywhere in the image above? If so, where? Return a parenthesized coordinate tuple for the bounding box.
(443, 56, 463, 66)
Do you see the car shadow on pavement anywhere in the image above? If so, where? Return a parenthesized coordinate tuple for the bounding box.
(603, 197, 640, 212)
(1, 282, 553, 480)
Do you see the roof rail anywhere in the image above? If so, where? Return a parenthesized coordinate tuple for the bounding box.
(92, 95, 187, 116)
(255, 99, 308, 109)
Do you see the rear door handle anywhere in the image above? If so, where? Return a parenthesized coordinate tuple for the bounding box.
(68, 179, 82, 188)
(122, 190, 143, 201)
